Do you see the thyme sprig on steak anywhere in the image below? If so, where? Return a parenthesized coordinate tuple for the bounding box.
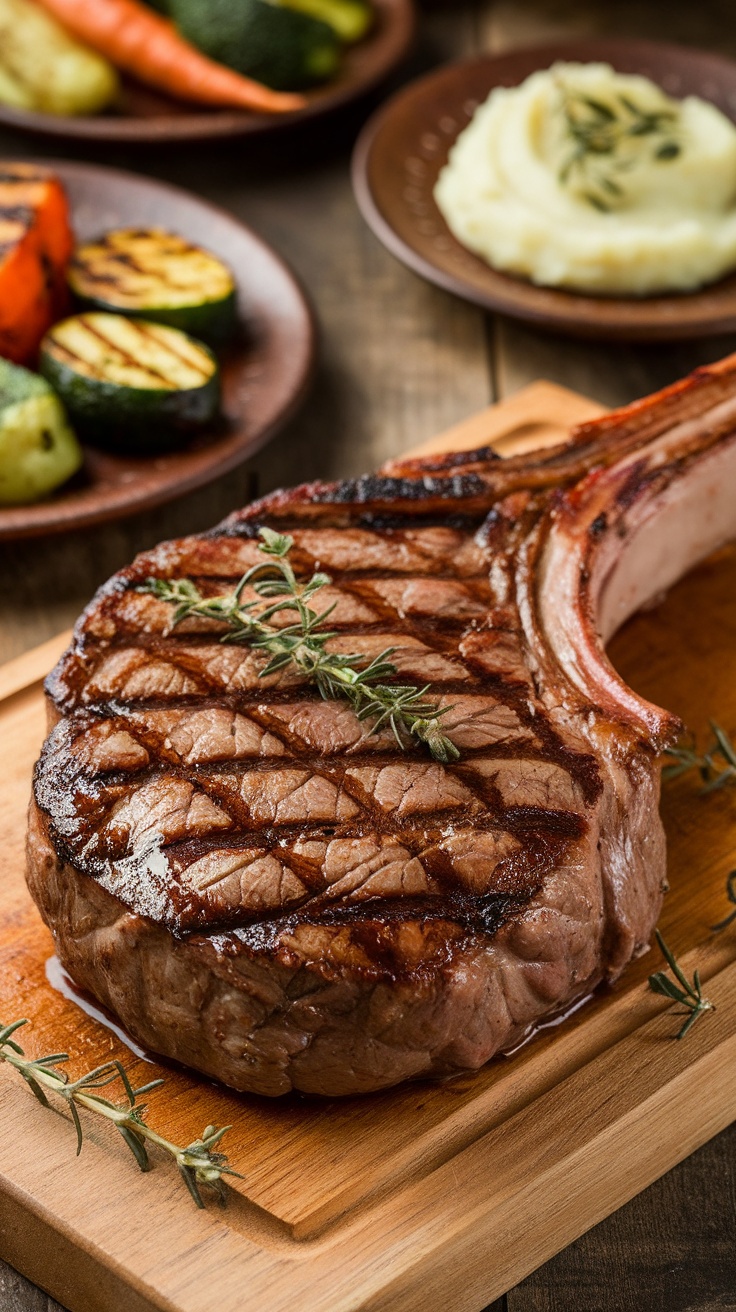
(663, 721, 736, 792)
(143, 527, 460, 765)
(0, 1019, 241, 1207)
(648, 931, 715, 1040)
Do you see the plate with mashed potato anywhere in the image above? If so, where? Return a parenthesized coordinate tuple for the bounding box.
(352, 38, 736, 339)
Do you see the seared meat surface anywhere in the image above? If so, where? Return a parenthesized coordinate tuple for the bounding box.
(27, 357, 736, 1095)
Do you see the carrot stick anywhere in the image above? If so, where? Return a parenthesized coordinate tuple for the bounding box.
(35, 0, 306, 114)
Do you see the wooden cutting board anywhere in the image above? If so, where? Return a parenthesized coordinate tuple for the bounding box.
(1, 381, 735, 1312)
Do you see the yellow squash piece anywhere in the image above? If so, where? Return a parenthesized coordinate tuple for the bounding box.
(0, 63, 35, 111)
(0, 0, 119, 117)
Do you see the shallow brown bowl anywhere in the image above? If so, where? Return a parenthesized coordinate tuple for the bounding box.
(0, 0, 415, 144)
(0, 160, 315, 541)
(352, 38, 736, 341)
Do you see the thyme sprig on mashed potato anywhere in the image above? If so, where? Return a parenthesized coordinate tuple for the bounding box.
(434, 61, 736, 295)
(557, 78, 683, 212)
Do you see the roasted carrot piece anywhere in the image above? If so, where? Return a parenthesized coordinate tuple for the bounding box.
(0, 163, 73, 316)
(35, 0, 306, 114)
(0, 164, 73, 270)
(0, 209, 53, 363)
(0, 164, 74, 362)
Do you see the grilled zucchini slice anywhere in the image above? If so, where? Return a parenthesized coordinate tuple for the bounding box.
(68, 229, 237, 345)
(0, 357, 82, 504)
(39, 313, 221, 452)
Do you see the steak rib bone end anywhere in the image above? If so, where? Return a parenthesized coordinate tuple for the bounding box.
(27, 355, 736, 1096)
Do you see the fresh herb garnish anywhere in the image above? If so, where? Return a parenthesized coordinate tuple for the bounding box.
(0, 1019, 240, 1208)
(142, 527, 460, 765)
(648, 931, 715, 1039)
(712, 870, 736, 932)
(557, 82, 682, 212)
(663, 721, 736, 792)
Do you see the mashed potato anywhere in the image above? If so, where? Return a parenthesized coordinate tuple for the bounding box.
(434, 62, 736, 295)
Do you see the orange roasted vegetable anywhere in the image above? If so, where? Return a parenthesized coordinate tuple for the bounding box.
(0, 163, 73, 362)
(0, 163, 73, 313)
(0, 211, 51, 364)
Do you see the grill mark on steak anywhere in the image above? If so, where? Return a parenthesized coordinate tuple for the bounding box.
(37, 725, 586, 855)
(122, 810, 576, 864)
(273, 888, 535, 938)
(46, 681, 599, 799)
(75, 616, 491, 650)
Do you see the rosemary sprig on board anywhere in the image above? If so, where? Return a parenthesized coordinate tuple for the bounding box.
(143, 527, 460, 765)
(557, 84, 682, 212)
(712, 870, 736, 932)
(648, 931, 715, 1040)
(663, 721, 736, 792)
(0, 1019, 241, 1207)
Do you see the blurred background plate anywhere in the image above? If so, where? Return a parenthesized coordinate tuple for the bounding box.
(0, 160, 316, 541)
(0, 0, 415, 144)
(352, 38, 736, 341)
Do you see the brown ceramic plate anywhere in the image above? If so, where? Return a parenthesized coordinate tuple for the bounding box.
(352, 38, 736, 341)
(0, 160, 315, 541)
(0, 0, 415, 144)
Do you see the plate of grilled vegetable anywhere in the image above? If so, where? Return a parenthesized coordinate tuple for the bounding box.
(0, 159, 315, 539)
(0, 0, 415, 142)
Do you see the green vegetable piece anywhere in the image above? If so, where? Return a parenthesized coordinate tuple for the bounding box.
(40, 313, 220, 453)
(0, 357, 82, 504)
(69, 228, 237, 346)
(170, 0, 340, 91)
(279, 0, 373, 44)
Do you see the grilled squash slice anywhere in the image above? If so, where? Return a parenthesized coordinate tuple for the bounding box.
(69, 229, 237, 345)
(0, 357, 82, 504)
(39, 313, 221, 452)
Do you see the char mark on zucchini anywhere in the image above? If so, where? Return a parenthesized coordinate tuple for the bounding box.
(69, 228, 237, 345)
(40, 312, 221, 452)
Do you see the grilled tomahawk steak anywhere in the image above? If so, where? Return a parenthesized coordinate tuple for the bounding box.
(27, 357, 736, 1096)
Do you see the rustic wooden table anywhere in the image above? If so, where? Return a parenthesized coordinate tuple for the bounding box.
(1, 1, 735, 1308)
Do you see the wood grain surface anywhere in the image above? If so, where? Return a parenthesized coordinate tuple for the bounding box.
(0, 1, 734, 1308)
